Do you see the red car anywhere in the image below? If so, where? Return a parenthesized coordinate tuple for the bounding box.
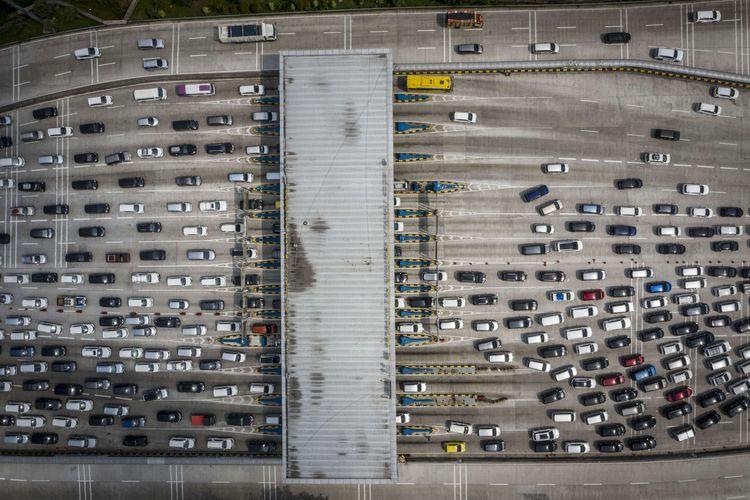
(620, 353, 644, 367)
(251, 323, 278, 334)
(581, 289, 605, 301)
(190, 414, 216, 426)
(600, 372, 625, 386)
(666, 386, 693, 402)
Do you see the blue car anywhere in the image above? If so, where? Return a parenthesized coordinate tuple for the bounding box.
(630, 364, 657, 382)
(646, 281, 671, 293)
(121, 416, 146, 428)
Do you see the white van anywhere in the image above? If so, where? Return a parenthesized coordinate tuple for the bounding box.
(679, 266, 703, 277)
(713, 285, 736, 297)
(683, 278, 707, 289)
(608, 302, 633, 314)
(616, 206, 642, 216)
(523, 357, 551, 372)
(715, 225, 742, 236)
(207, 437, 235, 450)
(176, 83, 215, 96)
(37, 322, 61, 334)
(216, 321, 241, 332)
(602, 316, 631, 332)
(74, 47, 101, 60)
(451, 112, 477, 123)
(47, 127, 73, 138)
(438, 318, 464, 330)
(266, 172, 281, 181)
(539, 312, 564, 326)
(87, 96, 113, 107)
(239, 84, 264, 96)
(439, 297, 465, 308)
(580, 269, 605, 281)
(119, 203, 144, 213)
(570, 306, 597, 319)
(657, 226, 681, 236)
(68, 436, 96, 448)
(102, 328, 128, 339)
(167, 202, 192, 213)
(133, 87, 167, 102)
(523, 332, 549, 344)
(628, 267, 653, 279)
(562, 326, 592, 340)
(0, 157, 25, 167)
(551, 410, 575, 423)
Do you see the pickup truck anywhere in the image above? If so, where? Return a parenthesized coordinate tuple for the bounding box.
(106, 253, 130, 263)
(57, 295, 86, 308)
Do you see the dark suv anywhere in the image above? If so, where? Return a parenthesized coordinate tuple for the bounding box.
(137, 222, 161, 233)
(169, 144, 197, 156)
(119, 177, 145, 188)
(74, 152, 98, 164)
(653, 203, 678, 215)
(72, 179, 98, 190)
(79, 122, 105, 134)
(32, 106, 58, 119)
(172, 119, 199, 131)
(140, 249, 166, 261)
(456, 271, 486, 283)
(205, 142, 234, 154)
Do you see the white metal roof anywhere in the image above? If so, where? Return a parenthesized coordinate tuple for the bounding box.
(279, 49, 396, 483)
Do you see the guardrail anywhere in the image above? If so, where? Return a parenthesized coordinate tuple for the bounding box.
(395, 59, 750, 88)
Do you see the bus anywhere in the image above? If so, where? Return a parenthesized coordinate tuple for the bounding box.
(405, 75, 453, 92)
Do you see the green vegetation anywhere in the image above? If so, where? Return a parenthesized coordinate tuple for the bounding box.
(0, 3, 98, 47)
(69, 0, 131, 20)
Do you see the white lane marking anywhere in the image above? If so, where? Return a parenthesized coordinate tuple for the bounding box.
(645, 23, 664, 27)
(604, 160, 622, 164)
(580, 99, 598, 103)
(188, 36, 206, 40)
(417, 47, 436, 50)
(605, 25, 623, 28)
(511, 27, 528, 30)
(580, 129, 599, 133)
(323, 31, 342, 34)
(581, 158, 599, 162)
(121, 480, 140, 483)
(189, 54, 207, 57)
(626, 133, 645, 137)
(98, 62, 116, 67)
(673, 109, 691, 113)
(673, 163, 692, 167)
(626, 104, 644, 108)
(278, 32, 296, 35)
(696, 165, 714, 169)
(557, 26, 577, 29)
(369, 30, 388, 33)
(559, 43, 577, 47)
(720, 167, 738, 170)
(719, 142, 738, 146)
(53, 53, 69, 59)
(558, 157, 577, 161)
(54, 71, 71, 77)
(677, 479, 696, 482)
(723, 475, 744, 479)
(630, 482, 650, 485)
(417, 29, 435, 32)
(233, 51, 253, 55)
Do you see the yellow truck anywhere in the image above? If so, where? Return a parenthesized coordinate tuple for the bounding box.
(405, 75, 453, 92)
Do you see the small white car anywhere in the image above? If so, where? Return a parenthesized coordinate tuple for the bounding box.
(74, 47, 101, 59)
(213, 385, 239, 397)
(21, 297, 47, 309)
(47, 127, 73, 138)
(127, 297, 153, 308)
(220, 223, 245, 233)
(134, 362, 160, 373)
(144, 349, 170, 361)
(486, 352, 513, 363)
(681, 184, 709, 196)
(221, 351, 246, 362)
(166, 360, 192, 371)
(543, 163, 569, 174)
(694, 102, 721, 116)
(563, 441, 590, 454)
(177, 346, 202, 357)
(533, 224, 553, 234)
(438, 318, 464, 330)
(183, 226, 208, 236)
(228, 173, 253, 182)
(642, 152, 670, 164)
(531, 42, 559, 54)
(131, 272, 160, 284)
(137, 147, 163, 159)
(688, 207, 713, 218)
(401, 382, 427, 393)
(420, 270, 447, 282)
(52, 416, 78, 428)
(239, 84, 264, 96)
(451, 112, 476, 123)
(200, 276, 226, 286)
(712, 86, 738, 100)
(574, 342, 598, 355)
(168, 299, 189, 310)
(167, 276, 193, 287)
(652, 47, 684, 62)
(396, 413, 410, 424)
(199, 200, 228, 212)
(182, 325, 207, 336)
(137, 116, 159, 127)
(691, 10, 721, 22)
(169, 437, 196, 449)
(246, 145, 269, 155)
(207, 437, 235, 450)
(82, 346, 112, 358)
(524, 357, 551, 372)
(657, 226, 681, 236)
(66, 400, 94, 412)
(397, 322, 423, 334)
(643, 296, 667, 309)
(447, 420, 473, 434)
(473, 320, 499, 332)
(87, 95, 113, 107)
(475, 338, 500, 351)
(61, 273, 84, 284)
(118, 347, 144, 359)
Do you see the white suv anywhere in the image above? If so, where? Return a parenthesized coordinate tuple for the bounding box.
(131, 272, 160, 284)
(167, 276, 192, 287)
(642, 152, 670, 164)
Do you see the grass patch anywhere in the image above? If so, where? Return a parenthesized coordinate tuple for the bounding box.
(0, 12, 43, 46)
(68, 0, 131, 20)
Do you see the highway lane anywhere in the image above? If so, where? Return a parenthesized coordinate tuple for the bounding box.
(2, 1, 750, 107)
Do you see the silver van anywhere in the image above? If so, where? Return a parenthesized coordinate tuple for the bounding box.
(617, 401, 645, 416)
(0, 156, 25, 167)
(562, 326, 592, 340)
(38, 155, 63, 165)
(167, 202, 191, 212)
(37, 321, 61, 334)
(187, 249, 215, 261)
(20, 130, 43, 142)
(539, 312, 564, 326)
(68, 436, 96, 448)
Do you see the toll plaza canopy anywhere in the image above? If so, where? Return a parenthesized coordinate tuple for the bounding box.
(279, 49, 397, 483)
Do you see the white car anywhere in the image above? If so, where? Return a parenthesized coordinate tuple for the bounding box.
(183, 226, 208, 236)
(47, 127, 73, 138)
(82, 346, 112, 358)
(5, 402, 31, 413)
(3, 274, 29, 284)
(643, 297, 666, 309)
(127, 297, 153, 308)
(131, 272, 160, 284)
(438, 318, 464, 330)
(486, 352, 513, 363)
(52, 416, 78, 428)
(0, 366, 17, 376)
(21, 297, 47, 309)
(66, 400, 94, 412)
(136, 147, 163, 159)
(694, 102, 721, 116)
(134, 362, 159, 373)
(0, 179, 16, 188)
(475, 338, 500, 351)
(397, 322, 423, 334)
(70, 323, 95, 335)
(9, 332, 35, 341)
(401, 382, 427, 393)
(182, 325, 207, 336)
(543, 163, 569, 174)
(563, 441, 590, 454)
(168, 299, 189, 310)
(245, 145, 269, 155)
(227, 173, 253, 183)
(712, 86, 738, 100)
(239, 84, 264, 96)
(396, 413, 410, 424)
(21, 254, 47, 265)
(657, 226, 681, 236)
(688, 207, 713, 218)
(447, 421, 473, 434)
(207, 437, 235, 450)
(167, 276, 193, 287)
(118, 347, 144, 359)
(119, 203, 144, 213)
(137, 116, 159, 127)
(691, 10, 721, 22)
(582, 410, 608, 425)
(473, 320, 499, 332)
(681, 184, 709, 195)
(16, 416, 45, 428)
(523, 357, 551, 372)
(531, 42, 560, 54)
(220, 223, 245, 233)
(213, 385, 239, 397)
(221, 351, 246, 362)
(177, 346, 201, 358)
(200, 276, 226, 286)
(642, 152, 670, 164)
(61, 273, 84, 284)
(166, 360, 192, 371)
(420, 270, 447, 282)
(652, 47, 684, 62)
(199, 200, 228, 212)
(451, 112, 477, 123)
(533, 224, 553, 234)
(87, 95, 113, 107)
(0, 381, 12, 392)
(552, 365, 577, 382)
(0, 293, 13, 304)
(169, 437, 196, 449)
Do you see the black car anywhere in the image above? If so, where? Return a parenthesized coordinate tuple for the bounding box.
(123, 435, 148, 447)
(0, 415, 16, 426)
(84, 378, 110, 390)
(41, 346, 66, 357)
(79, 122, 105, 134)
(614, 244, 641, 255)
(226, 413, 254, 426)
(607, 224, 636, 236)
(719, 206, 743, 217)
(653, 203, 678, 215)
(498, 270, 526, 281)
(199, 360, 221, 370)
(168, 144, 197, 156)
(43, 204, 69, 215)
(644, 311, 672, 324)
(539, 387, 566, 404)
(662, 402, 693, 419)
(0, 233, 9, 244)
(79, 226, 105, 238)
(65, 252, 92, 263)
(722, 396, 750, 417)
(177, 381, 205, 393)
(707, 266, 737, 278)
(200, 300, 224, 311)
(696, 410, 722, 429)
(9, 346, 35, 357)
(205, 142, 234, 154)
(638, 327, 664, 342)
(505, 316, 531, 329)
(685, 330, 714, 349)
(539, 344, 567, 358)
(602, 31, 631, 43)
(32, 106, 58, 119)
(597, 440, 624, 453)
(537, 270, 565, 282)
(597, 423, 625, 437)
(29, 228, 54, 239)
(712, 241, 739, 252)
(74, 152, 98, 164)
(407, 297, 434, 308)
(456, 271, 486, 283)
(627, 436, 656, 451)
(247, 441, 278, 454)
(54, 383, 82, 396)
(30, 433, 58, 445)
(89, 273, 115, 284)
(113, 384, 138, 396)
(581, 358, 609, 371)
(137, 222, 162, 233)
(119, 177, 145, 188)
(71, 179, 98, 190)
(142, 387, 168, 401)
(18, 181, 45, 192)
(657, 243, 686, 255)
(172, 119, 199, 131)
(99, 315, 124, 327)
(671, 322, 699, 336)
(681, 303, 709, 317)
(697, 389, 726, 408)
(34, 398, 62, 411)
(31, 272, 58, 283)
(246, 297, 265, 309)
(580, 391, 606, 406)
(140, 249, 166, 261)
(608, 286, 635, 298)
(155, 317, 181, 328)
(0, 136, 12, 147)
(652, 129, 680, 141)
(207, 115, 232, 126)
(611, 387, 638, 403)
(471, 294, 498, 306)
(705, 315, 730, 328)
(99, 297, 122, 308)
(629, 415, 656, 431)
(85, 203, 110, 214)
(530, 440, 557, 453)
(22, 380, 49, 391)
(157, 411, 182, 423)
(567, 221, 595, 232)
(615, 178, 642, 189)
(510, 299, 537, 311)
(175, 175, 202, 187)
(51, 362, 76, 373)
(687, 226, 714, 238)
(606, 335, 631, 349)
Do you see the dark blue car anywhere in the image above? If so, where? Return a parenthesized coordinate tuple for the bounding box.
(646, 281, 671, 293)
(630, 364, 657, 382)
